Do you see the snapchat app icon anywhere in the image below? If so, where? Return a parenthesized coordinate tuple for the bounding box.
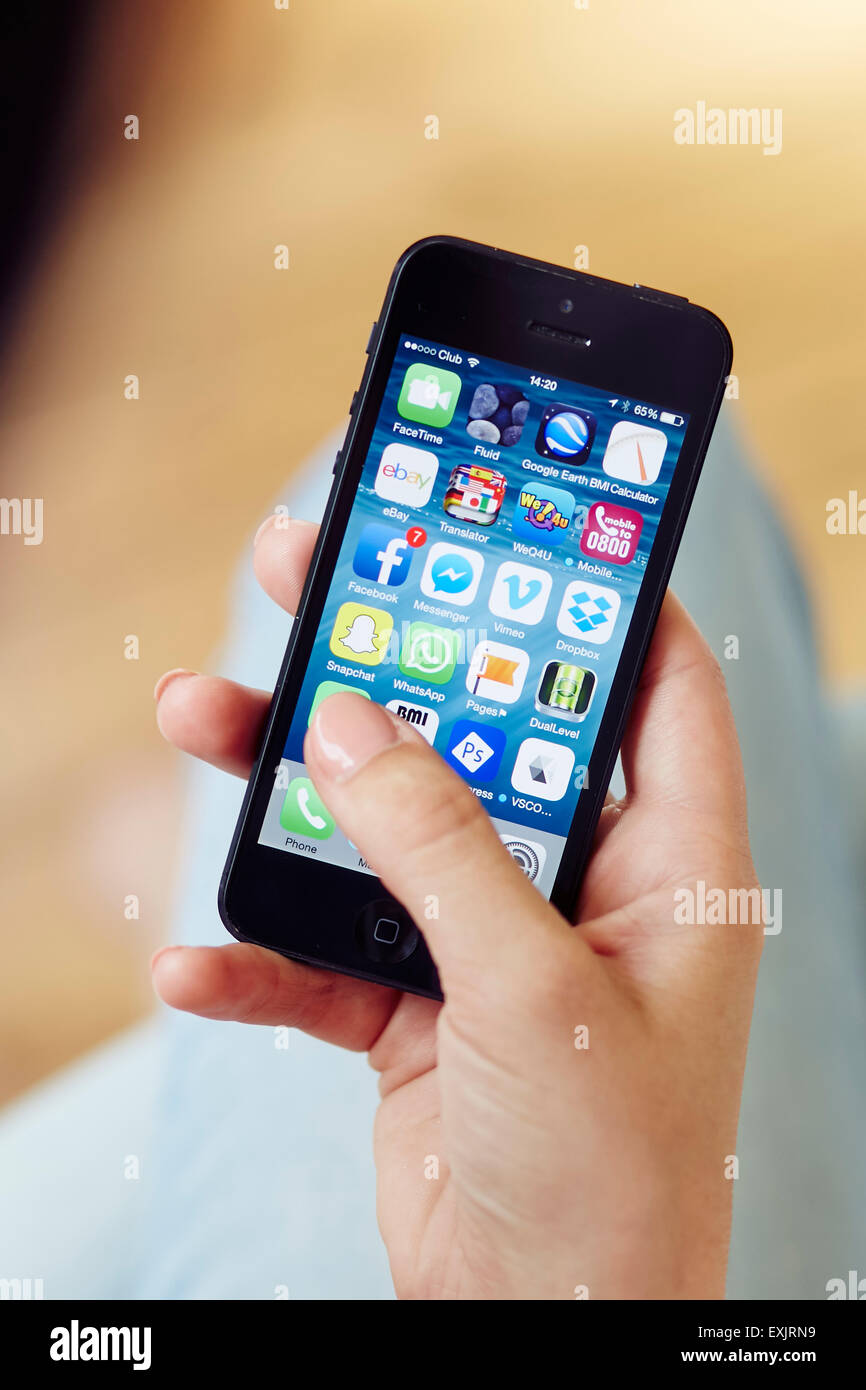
(329, 601, 393, 666)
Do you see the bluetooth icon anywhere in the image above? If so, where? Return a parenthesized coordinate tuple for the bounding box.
(619, 399, 631, 414)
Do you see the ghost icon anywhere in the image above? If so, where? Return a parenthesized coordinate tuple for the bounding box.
(340, 612, 378, 655)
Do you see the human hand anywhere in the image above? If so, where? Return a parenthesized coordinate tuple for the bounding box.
(152, 513, 762, 1300)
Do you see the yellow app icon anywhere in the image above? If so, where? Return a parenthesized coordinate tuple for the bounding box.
(329, 601, 393, 666)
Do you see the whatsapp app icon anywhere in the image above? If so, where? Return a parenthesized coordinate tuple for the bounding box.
(398, 622, 460, 685)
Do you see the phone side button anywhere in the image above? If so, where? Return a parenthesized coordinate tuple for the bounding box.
(355, 899, 419, 964)
(331, 449, 343, 476)
(365, 321, 377, 354)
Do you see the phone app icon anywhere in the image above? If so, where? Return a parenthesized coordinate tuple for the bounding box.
(374, 443, 439, 508)
(419, 541, 484, 606)
(397, 363, 462, 428)
(466, 382, 529, 447)
(352, 523, 413, 587)
(444, 719, 507, 782)
(580, 501, 643, 565)
(308, 680, 371, 725)
(488, 561, 552, 625)
(499, 834, 547, 883)
(385, 698, 439, 745)
(443, 463, 506, 526)
(510, 737, 576, 801)
(602, 421, 667, 486)
(511, 482, 575, 543)
(536, 660, 597, 720)
(466, 639, 529, 704)
(556, 579, 621, 644)
(535, 404, 597, 464)
(280, 777, 336, 839)
(399, 622, 460, 685)
(329, 601, 393, 665)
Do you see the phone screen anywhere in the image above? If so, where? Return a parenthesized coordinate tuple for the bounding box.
(258, 333, 689, 898)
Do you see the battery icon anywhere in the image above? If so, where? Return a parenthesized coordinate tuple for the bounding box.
(659, 411, 685, 427)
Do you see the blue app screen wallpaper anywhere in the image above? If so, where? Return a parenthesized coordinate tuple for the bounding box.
(258, 333, 688, 898)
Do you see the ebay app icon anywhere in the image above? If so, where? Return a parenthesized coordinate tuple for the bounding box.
(374, 443, 439, 508)
(579, 501, 643, 566)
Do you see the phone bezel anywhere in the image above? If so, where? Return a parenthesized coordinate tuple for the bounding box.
(219, 235, 732, 1000)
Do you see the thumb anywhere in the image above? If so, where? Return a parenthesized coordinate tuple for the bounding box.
(304, 693, 577, 991)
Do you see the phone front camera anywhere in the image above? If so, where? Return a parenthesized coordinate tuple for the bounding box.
(559, 298, 574, 314)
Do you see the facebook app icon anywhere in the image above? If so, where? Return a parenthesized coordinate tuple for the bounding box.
(352, 523, 413, 587)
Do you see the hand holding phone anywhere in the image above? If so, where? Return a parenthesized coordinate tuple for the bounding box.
(154, 548, 763, 1298)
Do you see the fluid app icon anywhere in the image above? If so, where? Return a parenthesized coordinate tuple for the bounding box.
(511, 483, 575, 543)
(510, 737, 576, 801)
(602, 421, 667, 485)
(397, 363, 462, 427)
(488, 561, 552, 625)
(329, 602, 393, 665)
(374, 443, 439, 508)
(580, 501, 643, 565)
(536, 660, 597, 720)
(556, 580, 621, 644)
(443, 463, 506, 526)
(352, 523, 412, 586)
(444, 719, 507, 781)
(419, 541, 484, 606)
(465, 640, 529, 704)
(535, 404, 596, 464)
(399, 622, 460, 685)
(280, 778, 336, 839)
(466, 382, 529, 447)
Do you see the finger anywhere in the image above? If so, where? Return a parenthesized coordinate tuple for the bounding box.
(304, 693, 590, 992)
(620, 592, 747, 831)
(253, 514, 319, 615)
(151, 942, 400, 1050)
(155, 670, 270, 776)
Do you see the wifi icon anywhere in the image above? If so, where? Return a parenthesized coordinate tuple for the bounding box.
(467, 357, 480, 368)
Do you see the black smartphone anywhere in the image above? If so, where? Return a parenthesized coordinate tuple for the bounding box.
(219, 236, 731, 1000)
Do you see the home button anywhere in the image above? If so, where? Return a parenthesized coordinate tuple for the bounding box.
(355, 899, 419, 964)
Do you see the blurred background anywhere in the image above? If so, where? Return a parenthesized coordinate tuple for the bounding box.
(0, 0, 864, 1107)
